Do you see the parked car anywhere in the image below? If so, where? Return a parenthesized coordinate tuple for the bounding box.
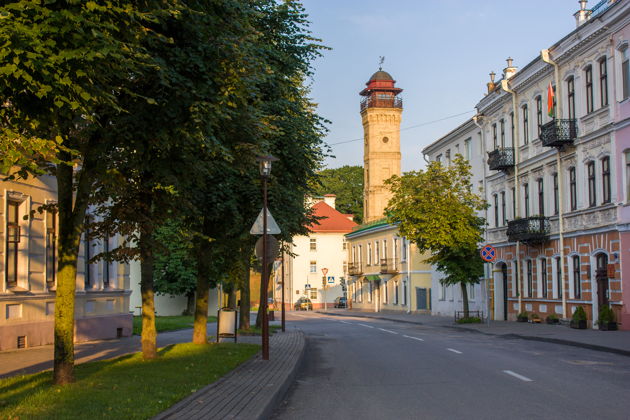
(294, 297, 313, 311)
(334, 297, 347, 308)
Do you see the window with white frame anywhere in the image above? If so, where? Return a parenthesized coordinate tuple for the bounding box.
(626, 151, 630, 202)
(567, 76, 575, 119)
(310, 288, 317, 300)
(522, 104, 529, 145)
(573, 255, 581, 299)
(368, 282, 373, 303)
(367, 243, 372, 265)
(602, 156, 611, 204)
(383, 281, 388, 304)
(469, 283, 475, 300)
(342, 238, 347, 250)
(585, 65, 594, 114)
(401, 239, 407, 261)
(310, 261, 317, 273)
(599, 56, 608, 107)
(535, 96, 543, 138)
(403, 280, 407, 305)
(622, 45, 629, 100)
(464, 138, 472, 160)
(375, 241, 379, 265)
(540, 258, 548, 299)
(394, 281, 399, 304)
(310, 238, 317, 251)
(6, 201, 20, 288)
(526, 260, 533, 298)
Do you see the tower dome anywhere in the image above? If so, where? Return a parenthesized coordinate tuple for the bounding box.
(368, 70, 394, 82)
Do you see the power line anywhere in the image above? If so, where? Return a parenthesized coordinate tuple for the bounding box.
(326, 110, 475, 146)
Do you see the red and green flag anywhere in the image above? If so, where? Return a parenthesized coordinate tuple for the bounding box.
(547, 82, 555, 118)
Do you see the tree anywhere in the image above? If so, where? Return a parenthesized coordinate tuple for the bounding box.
(385, 156, 486, 318)
(312, 165, 363, 223)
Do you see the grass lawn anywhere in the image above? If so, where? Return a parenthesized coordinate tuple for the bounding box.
(132, 315, 217, 335)
(0, 342, 259, 420)
(238, 325, 282, 336)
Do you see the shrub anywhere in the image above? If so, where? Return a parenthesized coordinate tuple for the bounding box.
(517, 311, 529, 319)
(456, 317, 481, 324)
(598, 305, 615, 323)
(546, 313, 559, 321)
(572, 306, 587, 321)
(531, 313, 540, 319)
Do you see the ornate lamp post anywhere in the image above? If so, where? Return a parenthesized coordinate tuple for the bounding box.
(257, 154, 278, 360)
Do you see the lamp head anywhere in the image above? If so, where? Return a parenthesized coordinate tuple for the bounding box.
(256, 154, 279, 178)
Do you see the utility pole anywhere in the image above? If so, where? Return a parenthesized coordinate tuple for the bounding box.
(322, 268, 328, 311)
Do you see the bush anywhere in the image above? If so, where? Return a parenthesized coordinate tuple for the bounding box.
(546, 313, 559, 322)
(598, 305, 615, 323)
(572, 306, 587, 321)
(517, 311, 529, 319)
(531, 313, 540, 319)
(456, 317, 481, 324)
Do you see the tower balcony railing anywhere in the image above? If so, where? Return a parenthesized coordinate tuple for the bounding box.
(348, 263, 363, 276)
(506, 216, 550, 244)
(380, 258, 399, 274)
(540, 119, 577, 148)
(487, 147, 514, 171)
(360, 96, 403, 111)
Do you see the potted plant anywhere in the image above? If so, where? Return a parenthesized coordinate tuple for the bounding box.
(546, 313, 560, 324)
(530, 313, 541, 323)
(598, 305, 618, 331)
(517, 311, 529, 322)
(570, 306, 587, 329)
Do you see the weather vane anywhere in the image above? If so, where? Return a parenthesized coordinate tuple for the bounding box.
(379, 56, 385, 70)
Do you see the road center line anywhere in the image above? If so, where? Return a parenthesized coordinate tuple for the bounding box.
(378, 328, 398, 334)
(340, 321, 351, 324)
(403, 335, 424, 341)
(358, 323, 374, 328)
(503, 370, 533, 382)
(447, 348, 463, 354)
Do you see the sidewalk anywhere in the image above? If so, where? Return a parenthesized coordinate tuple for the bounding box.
(317, 309, 630, 356)
(153, 328, 305, 420)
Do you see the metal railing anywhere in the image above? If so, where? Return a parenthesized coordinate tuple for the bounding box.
(487, 148, 514, 171)
(348, 263, 363, 276)
(360, 96, 403, 111)
(507, 216, 550, 243)
(379, 258, 399, 274)
(540, 119, 577, 148)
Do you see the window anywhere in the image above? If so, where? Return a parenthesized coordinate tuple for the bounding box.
(553, 173, 559, 215)
(310, 238, 316, 251)
(500, 119, 505, 148)
(501, 191, 506, 225)
(536, 96, 543, 138)
(310, 261, 317, 273)
(522, 105, 529, 144)
(587, 161, 596, 207)
(602, 156, 610, 204)
(556, 256, 563, 298)
(524, 183, 530, 218)
(367, 243, 372, 265)
(626, 151, 630, 202)
(464, 138, 472, 160)
(394, 281, 399, 305)
(527, 260, 533, 297)
(585, 65, 593, 113)
(623, 46, 629, 100)
(6, 201, 20, 288)
(512, 187, 516, 219)
(368, 282, 373, 303)
(493, 194, 499, 227)
(374, 241, 379, 265)
(393, 237, 398, 265)
(510, 112, 515, 146)
(514, 261, 520, 296)
(358, 245, 362, 265)
(599, 57, 608, 107)
(342, 239, 347, 250)
(537, 178, 544, 216)
(382, 239, 387, 260)
(492, 123, 497, 149)
(567, 76, 575, 119)
(401, 239, 407, 261)
(310, 288, 317, 300)
(403, 280, 407, 305)
(469, 283, 475, 300)
(103, 236, 110, 288)
(46, 210, 57, 288)
(569, 167, 577, 211)
(383, 281, 388, 304)
(541, 258, 548, 298)
(573, 255, 581, 299)
(436, 154, 442, 163)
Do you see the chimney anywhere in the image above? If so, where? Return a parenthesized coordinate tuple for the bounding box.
(503, 57, 517, 79)
(323, 194, 336, 209)
(574, 0, 592, 27)
(487, 71, 496, 93)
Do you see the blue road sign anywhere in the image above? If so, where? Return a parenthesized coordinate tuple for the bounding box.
(480, 245, 497, 262)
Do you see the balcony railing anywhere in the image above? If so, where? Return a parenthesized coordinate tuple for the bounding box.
(540, 119, 577, 148)
(507, 216, 550, 243)
(380, 258, 399, 274)
(348, 263, 363, 276)
(360, 96, 403, 112)
(487, 148, 514, 171)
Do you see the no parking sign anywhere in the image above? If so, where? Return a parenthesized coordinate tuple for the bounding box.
(480, 245, 497, 262)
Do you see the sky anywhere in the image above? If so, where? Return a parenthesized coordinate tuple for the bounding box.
(301, 0, 584, 172)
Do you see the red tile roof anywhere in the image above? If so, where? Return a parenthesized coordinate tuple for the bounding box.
(307, 201, 357, 233)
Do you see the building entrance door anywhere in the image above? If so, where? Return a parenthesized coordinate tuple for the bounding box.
(375, 280, 380, 312)
(502, 264, 508, 321)
(596, 253, 609, 309)
(416, 287, 427, 310)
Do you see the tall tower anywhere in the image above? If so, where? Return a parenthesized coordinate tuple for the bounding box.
(360, 68, 403, 223)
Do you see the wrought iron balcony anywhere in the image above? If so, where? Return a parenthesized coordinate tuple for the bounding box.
(348, 263, 363, 276)
(506, 216, 550, 243)
(360, 96, 403, 112)
(540, 119, 577, 148)
(487, 148, 514, 171)
(380, 258, 399, 274)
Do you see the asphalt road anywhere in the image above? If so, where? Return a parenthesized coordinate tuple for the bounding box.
(273, 312, 630, 420)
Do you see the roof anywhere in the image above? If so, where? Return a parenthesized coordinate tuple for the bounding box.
(307, 201, 357, 233)
(369, 70, 394, 81)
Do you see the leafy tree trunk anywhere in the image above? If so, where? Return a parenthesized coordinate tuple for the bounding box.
(460, 282, 470, 319)
(139, 229, 157, 360)
(193, 240, 210, 344)
(239, 254, 251, 330)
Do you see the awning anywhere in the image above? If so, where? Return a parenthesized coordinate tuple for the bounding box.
(363, 275, 381, 282)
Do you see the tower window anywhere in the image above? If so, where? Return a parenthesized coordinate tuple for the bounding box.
(382, 137, 389, 143)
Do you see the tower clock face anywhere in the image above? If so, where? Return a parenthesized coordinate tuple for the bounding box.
(382, 136, 389, 143)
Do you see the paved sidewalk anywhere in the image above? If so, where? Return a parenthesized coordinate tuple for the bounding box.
(317, 309, 630, 356)
(153, 328, 305, 420)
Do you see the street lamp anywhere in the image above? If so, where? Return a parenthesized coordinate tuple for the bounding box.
(257, 154, 278, 361)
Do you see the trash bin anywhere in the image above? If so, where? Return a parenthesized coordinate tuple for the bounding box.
(217, 307, 238, 343)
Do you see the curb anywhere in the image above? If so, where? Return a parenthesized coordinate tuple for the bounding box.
(257, 330, 306, 420)
(317, 310, 630, 358)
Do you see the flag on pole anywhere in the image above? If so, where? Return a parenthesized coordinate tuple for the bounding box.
(547, 82, 555, 118)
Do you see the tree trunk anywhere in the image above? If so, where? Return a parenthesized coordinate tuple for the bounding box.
(192, 240, 210, 344)
(460, 282, 470, 319)
(239, 253, 251, 330)
(227, 288, 236, 309)
(185, 292, 195, 316)
(255, 264, 271, 328)
(139, 230, 157, 359)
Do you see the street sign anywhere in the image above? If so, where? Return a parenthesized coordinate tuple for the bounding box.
(321, 268, 328, 276)
(327, 276, 335, 284)
(304, 284, 311, 289)
(255, 236, 280, 262)
(480, 245, 497, 262)
(250, 208, 281, 235)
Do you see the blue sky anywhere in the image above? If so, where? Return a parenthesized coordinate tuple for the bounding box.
(301, 0, 584, 171)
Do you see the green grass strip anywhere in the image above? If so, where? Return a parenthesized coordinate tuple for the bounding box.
(0, 342, 259, 419)
(132, 315, 217, 335)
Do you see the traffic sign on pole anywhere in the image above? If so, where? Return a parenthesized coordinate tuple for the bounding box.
(480, 245, 497, 262)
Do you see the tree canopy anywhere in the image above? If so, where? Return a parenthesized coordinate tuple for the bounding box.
(312, 165, 363, 223)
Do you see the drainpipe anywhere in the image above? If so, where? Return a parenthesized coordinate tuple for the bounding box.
(473, 114, 491, 324)
(541, 49, 568, 319)
(500, 79, 522, 316)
